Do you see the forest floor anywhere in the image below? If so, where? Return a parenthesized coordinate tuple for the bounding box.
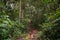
(15, 29, 39, 40)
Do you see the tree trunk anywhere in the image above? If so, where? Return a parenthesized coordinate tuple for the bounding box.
(19, 0, 24, 23)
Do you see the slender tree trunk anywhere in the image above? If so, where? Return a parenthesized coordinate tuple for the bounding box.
(19, 0, 21, 24)
(19, 0, 24, 23)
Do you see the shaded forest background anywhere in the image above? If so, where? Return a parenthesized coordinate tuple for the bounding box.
(0, 0, 60, 40)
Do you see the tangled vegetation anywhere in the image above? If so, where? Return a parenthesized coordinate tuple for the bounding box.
(0, 0, 60, 40)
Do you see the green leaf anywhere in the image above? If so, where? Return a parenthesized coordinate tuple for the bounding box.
(41, 0, 49, 3)
(0, 2, 4, 7)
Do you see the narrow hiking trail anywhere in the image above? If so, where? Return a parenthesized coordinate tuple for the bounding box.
(15, 20, 39, 40)
(15, 29, 39, 40)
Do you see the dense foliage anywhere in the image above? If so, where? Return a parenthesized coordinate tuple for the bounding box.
(0, 0, 60, 40)
(0, 0, 21, 40)
(23, 0, 60, 40)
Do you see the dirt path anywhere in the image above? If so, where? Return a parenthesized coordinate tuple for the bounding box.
(15, 29, 39, 40)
